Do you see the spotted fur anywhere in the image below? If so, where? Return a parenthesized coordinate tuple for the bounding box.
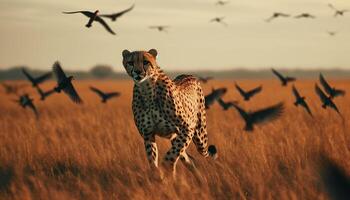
(122, 49, 217, 178)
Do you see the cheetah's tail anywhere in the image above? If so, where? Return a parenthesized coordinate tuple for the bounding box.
(208, 145, 218, 160)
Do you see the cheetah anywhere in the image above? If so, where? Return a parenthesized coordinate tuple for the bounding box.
(122, 49, 217, 179)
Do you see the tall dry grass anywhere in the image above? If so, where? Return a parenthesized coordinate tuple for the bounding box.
(0, 79, 349, 200)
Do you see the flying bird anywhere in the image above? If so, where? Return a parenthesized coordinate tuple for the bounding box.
(52, 61, 83, 104)
(235, 83, 262, 101)
(328, 4, 349, 17)
(22, 68, 52, 87)
(265, 12, 290, 22)
(35, 86, 55, 101)
(319, 154, 350, 200)
(271, 68, 296, 86)
(327, 31, 337, 36)
(292, 85, 312, 116)
(217, 98, 238, 111)
(232, 102, 284, 131)
(205, 88, 227, 109)
(14, 94, 39, 118)
(210, 17, 228, 26)
(216, 1, 229, 6)
(295, 13, 316, 19)
(90, 86, 120, 103)
(315, 84, 340, 114)
(100, 4, 134, 21)
(149, 26, 170, 32)
(62, 10, 116, 35)
(198, 76, 213, 84)
(319, 73, 345, 99)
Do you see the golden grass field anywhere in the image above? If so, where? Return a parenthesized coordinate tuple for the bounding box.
(0, 79, 349, 200)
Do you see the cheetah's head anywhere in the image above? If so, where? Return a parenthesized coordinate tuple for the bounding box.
(122, 49, 158, 84)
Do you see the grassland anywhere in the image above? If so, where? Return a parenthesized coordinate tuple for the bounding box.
(0, 79, 349, 200)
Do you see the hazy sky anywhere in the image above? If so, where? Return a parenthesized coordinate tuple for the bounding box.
(0, 0, 349, 71)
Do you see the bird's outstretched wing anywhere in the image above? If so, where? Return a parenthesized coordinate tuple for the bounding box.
(271, 68, 285, 82)
(235, 83, 246, 97)
(232, 104, 249, 122)
(265, 16, 274, 22)
(106, 92, 120, 98)
(329, 99, 340, 114)
(292, 85, 301, 99)
(63, 82, 83, 104)
(94, 16, 116, 35)
(315, 84, 328, 103)
(36, 72, 52, 84)
(35, 86, 44, 97)
(319, 73, 333, 95)
(301, 101, 312, 116)
(53, 61, 67, 84)
(62, 11, 94, 18)
(100, 4, 134, 20)
(22, 69, 35, 83)
(90, 86, 105, 97)
(247, 86, 262, 97)
(217, 98, 236, 110)
(328, 4, 336, 11)
(27, 101, 39, 118)
(333, 89, 346, 98)
(250, 102, 284, 125)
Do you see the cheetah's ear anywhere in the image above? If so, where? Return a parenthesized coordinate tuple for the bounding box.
(148, 49, 158, 58)
(122, 49, 130, 58)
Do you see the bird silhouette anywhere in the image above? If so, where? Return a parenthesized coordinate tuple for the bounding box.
(52, 61, 83, 104)
(14, 94, 38, 118)
(198, 76, 213, 84)
(232, 102, 284, 131)
(319, 154, 350, 200)
(216, 1, 229, 6)
(62, 10, 116, 35)
(235, 83, 262, 101)
(100, 4, 134, 21)
(328, 4, 349, 17)
(271, 68, 296, 86)
(315, 84, 340, 114)
(319, 74, 345, 99)
(149, 26, 170, 32)
(327, 31, 337, 36)
(292, 85, 312, 116)
(90, 86, 120, 103)
(210, 17, 228, 26)
(205, 88, 227, 109)
(22, 68, 51, 87)
(295, 13, 316, 19)
(35, 86, 55, 101)
(265, 12, 290, 22)
(217, 98, 238, 110)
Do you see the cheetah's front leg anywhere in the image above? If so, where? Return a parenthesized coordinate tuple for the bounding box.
(144, 135, 163, 180)
(162, 126, 194, 179)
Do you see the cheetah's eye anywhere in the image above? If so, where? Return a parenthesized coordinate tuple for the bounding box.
(143, 60, 150, 66)
(127, 61, 134, 66)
